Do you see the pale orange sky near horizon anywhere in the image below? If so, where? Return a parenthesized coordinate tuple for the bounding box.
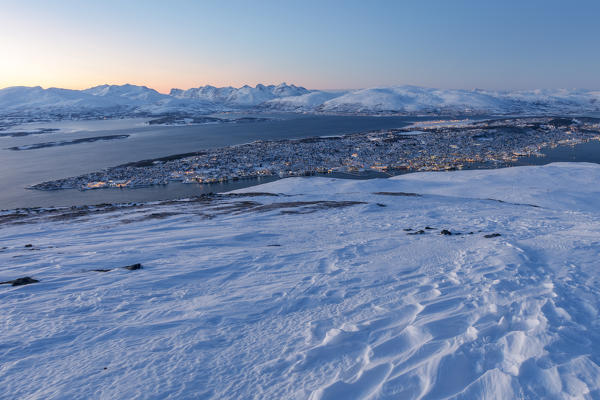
(2, 0, 600, 93)
(0, 45, 340, 94)
(0, 1, 347, 94)
(0, 77, 322, 95)
(0, 37, 326, 94)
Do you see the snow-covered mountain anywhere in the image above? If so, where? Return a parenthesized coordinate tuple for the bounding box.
(82, 84, 169, 105)
(263, 90, 346, 111)
(0, 84, 225, 118)
(306, 86, 600, 114)
(0, 86, 119, 114)
(261, 85, 600, 114)
(170, 83, 310, 106)
(1, 83, 599, 119)
(315, 86, 509, 114)
(0, 85, 171, 117)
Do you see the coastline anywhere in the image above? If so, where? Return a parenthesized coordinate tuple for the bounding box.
(28, 116, 600, 192)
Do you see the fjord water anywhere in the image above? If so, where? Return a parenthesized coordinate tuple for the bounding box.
(0, 114, 428, 209)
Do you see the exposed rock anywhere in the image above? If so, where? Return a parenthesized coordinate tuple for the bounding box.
(91, 263, 142, 272)
(484, 233, 502, 238)
(374, 192, 421, 197)
(0, 276, 39, 286)
(441, 229, 453, 235)
(123, 263, 142, 271)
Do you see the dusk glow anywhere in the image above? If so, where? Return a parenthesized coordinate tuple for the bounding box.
(3, 0, 600, 92)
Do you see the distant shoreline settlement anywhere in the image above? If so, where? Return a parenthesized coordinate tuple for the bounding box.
(30, 117, 600, 191)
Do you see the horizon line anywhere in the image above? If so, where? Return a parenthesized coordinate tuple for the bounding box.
(1, 82, 599, 94)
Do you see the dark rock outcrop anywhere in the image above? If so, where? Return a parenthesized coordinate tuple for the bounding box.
(123, 263, 142, 271)
(484, 233, 502, 238)
(0, 277, 39, 286)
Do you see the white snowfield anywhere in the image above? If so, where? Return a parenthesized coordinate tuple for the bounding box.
(1, 163, 600, 399)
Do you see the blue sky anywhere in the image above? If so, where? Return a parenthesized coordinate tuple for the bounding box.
(2, 0, 599, 92)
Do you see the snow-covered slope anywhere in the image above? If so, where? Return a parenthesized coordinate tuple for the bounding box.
(2, 163, 600, 399)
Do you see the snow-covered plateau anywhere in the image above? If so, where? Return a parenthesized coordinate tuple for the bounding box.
(1, 83, 600, 121)
(1, 162, 600, 399)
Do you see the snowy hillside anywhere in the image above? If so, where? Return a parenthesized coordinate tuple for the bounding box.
(2, 163, 600, 399)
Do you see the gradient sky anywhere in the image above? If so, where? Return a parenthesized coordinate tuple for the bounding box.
(2, 0, 599, 93)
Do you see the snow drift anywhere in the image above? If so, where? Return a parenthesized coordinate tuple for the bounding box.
(1, 163, 600, 399)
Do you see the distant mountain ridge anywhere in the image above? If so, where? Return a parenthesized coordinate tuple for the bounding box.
(1, 83, 599, 119)
(170, 83, 310, 106)
(267, 86, 600, 114)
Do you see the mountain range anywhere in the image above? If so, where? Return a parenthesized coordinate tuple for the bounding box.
(1, 83, 599, 119)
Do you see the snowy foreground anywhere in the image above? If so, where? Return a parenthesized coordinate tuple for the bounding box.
(2, 163, 600, 399)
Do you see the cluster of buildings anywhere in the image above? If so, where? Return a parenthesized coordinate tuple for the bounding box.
(31, 117, 600, 191)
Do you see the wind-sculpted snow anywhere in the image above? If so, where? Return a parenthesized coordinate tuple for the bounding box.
(2, 163, 600, 399)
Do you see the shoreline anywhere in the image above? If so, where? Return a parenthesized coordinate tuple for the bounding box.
(0, 160, 594, 215)
(28, 116, 600, 192)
